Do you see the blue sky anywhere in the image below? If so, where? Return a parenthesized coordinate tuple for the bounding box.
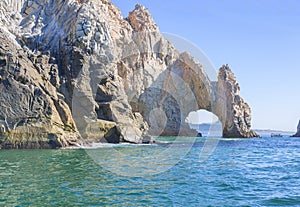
(111, 0, 300, 131)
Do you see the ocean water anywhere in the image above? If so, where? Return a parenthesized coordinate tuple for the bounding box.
(0, 137, 300, 207)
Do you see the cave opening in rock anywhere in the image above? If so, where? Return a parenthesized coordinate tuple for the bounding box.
(186, 109, 223, 138)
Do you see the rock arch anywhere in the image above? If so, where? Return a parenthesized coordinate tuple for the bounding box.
(120, 51, 258, 138)
(187, 110, 223, 138)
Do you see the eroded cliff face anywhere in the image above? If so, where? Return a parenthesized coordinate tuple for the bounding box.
(0, 27, 80, 149)
(0, 0, 258, 148)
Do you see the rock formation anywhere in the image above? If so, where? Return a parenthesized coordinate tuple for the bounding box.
(292, 120, 300, 137)
(214, 65, 258, 138)
(0, 26, 80, 149)
(0, 0, 258, 148)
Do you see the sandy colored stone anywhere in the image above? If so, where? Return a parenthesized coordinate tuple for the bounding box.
(0, 0, 258, 149)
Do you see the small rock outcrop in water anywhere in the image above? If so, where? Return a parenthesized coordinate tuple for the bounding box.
(292, 120, 300, 137)
(0, 0, 258, 149)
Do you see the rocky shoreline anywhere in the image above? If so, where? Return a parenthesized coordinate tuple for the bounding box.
(0, 0, 258, 149)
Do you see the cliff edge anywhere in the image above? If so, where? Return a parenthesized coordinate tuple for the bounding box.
(0, 0, 258, 148)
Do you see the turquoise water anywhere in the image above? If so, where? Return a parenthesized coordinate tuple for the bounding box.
(0, 137, 300, 206)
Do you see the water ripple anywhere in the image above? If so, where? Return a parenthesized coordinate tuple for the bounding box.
(0, 137, 299, 206)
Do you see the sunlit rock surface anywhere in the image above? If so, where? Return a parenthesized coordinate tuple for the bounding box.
(0, 0, 258, 148)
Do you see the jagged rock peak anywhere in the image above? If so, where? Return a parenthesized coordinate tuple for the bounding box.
(219, 64, 238, 82)
(126, 4, 159, 32)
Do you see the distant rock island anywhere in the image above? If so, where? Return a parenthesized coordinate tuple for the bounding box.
(0, 0, 258, 149)
(292, 120, 300, 137)
(254, 129, 294, 137)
